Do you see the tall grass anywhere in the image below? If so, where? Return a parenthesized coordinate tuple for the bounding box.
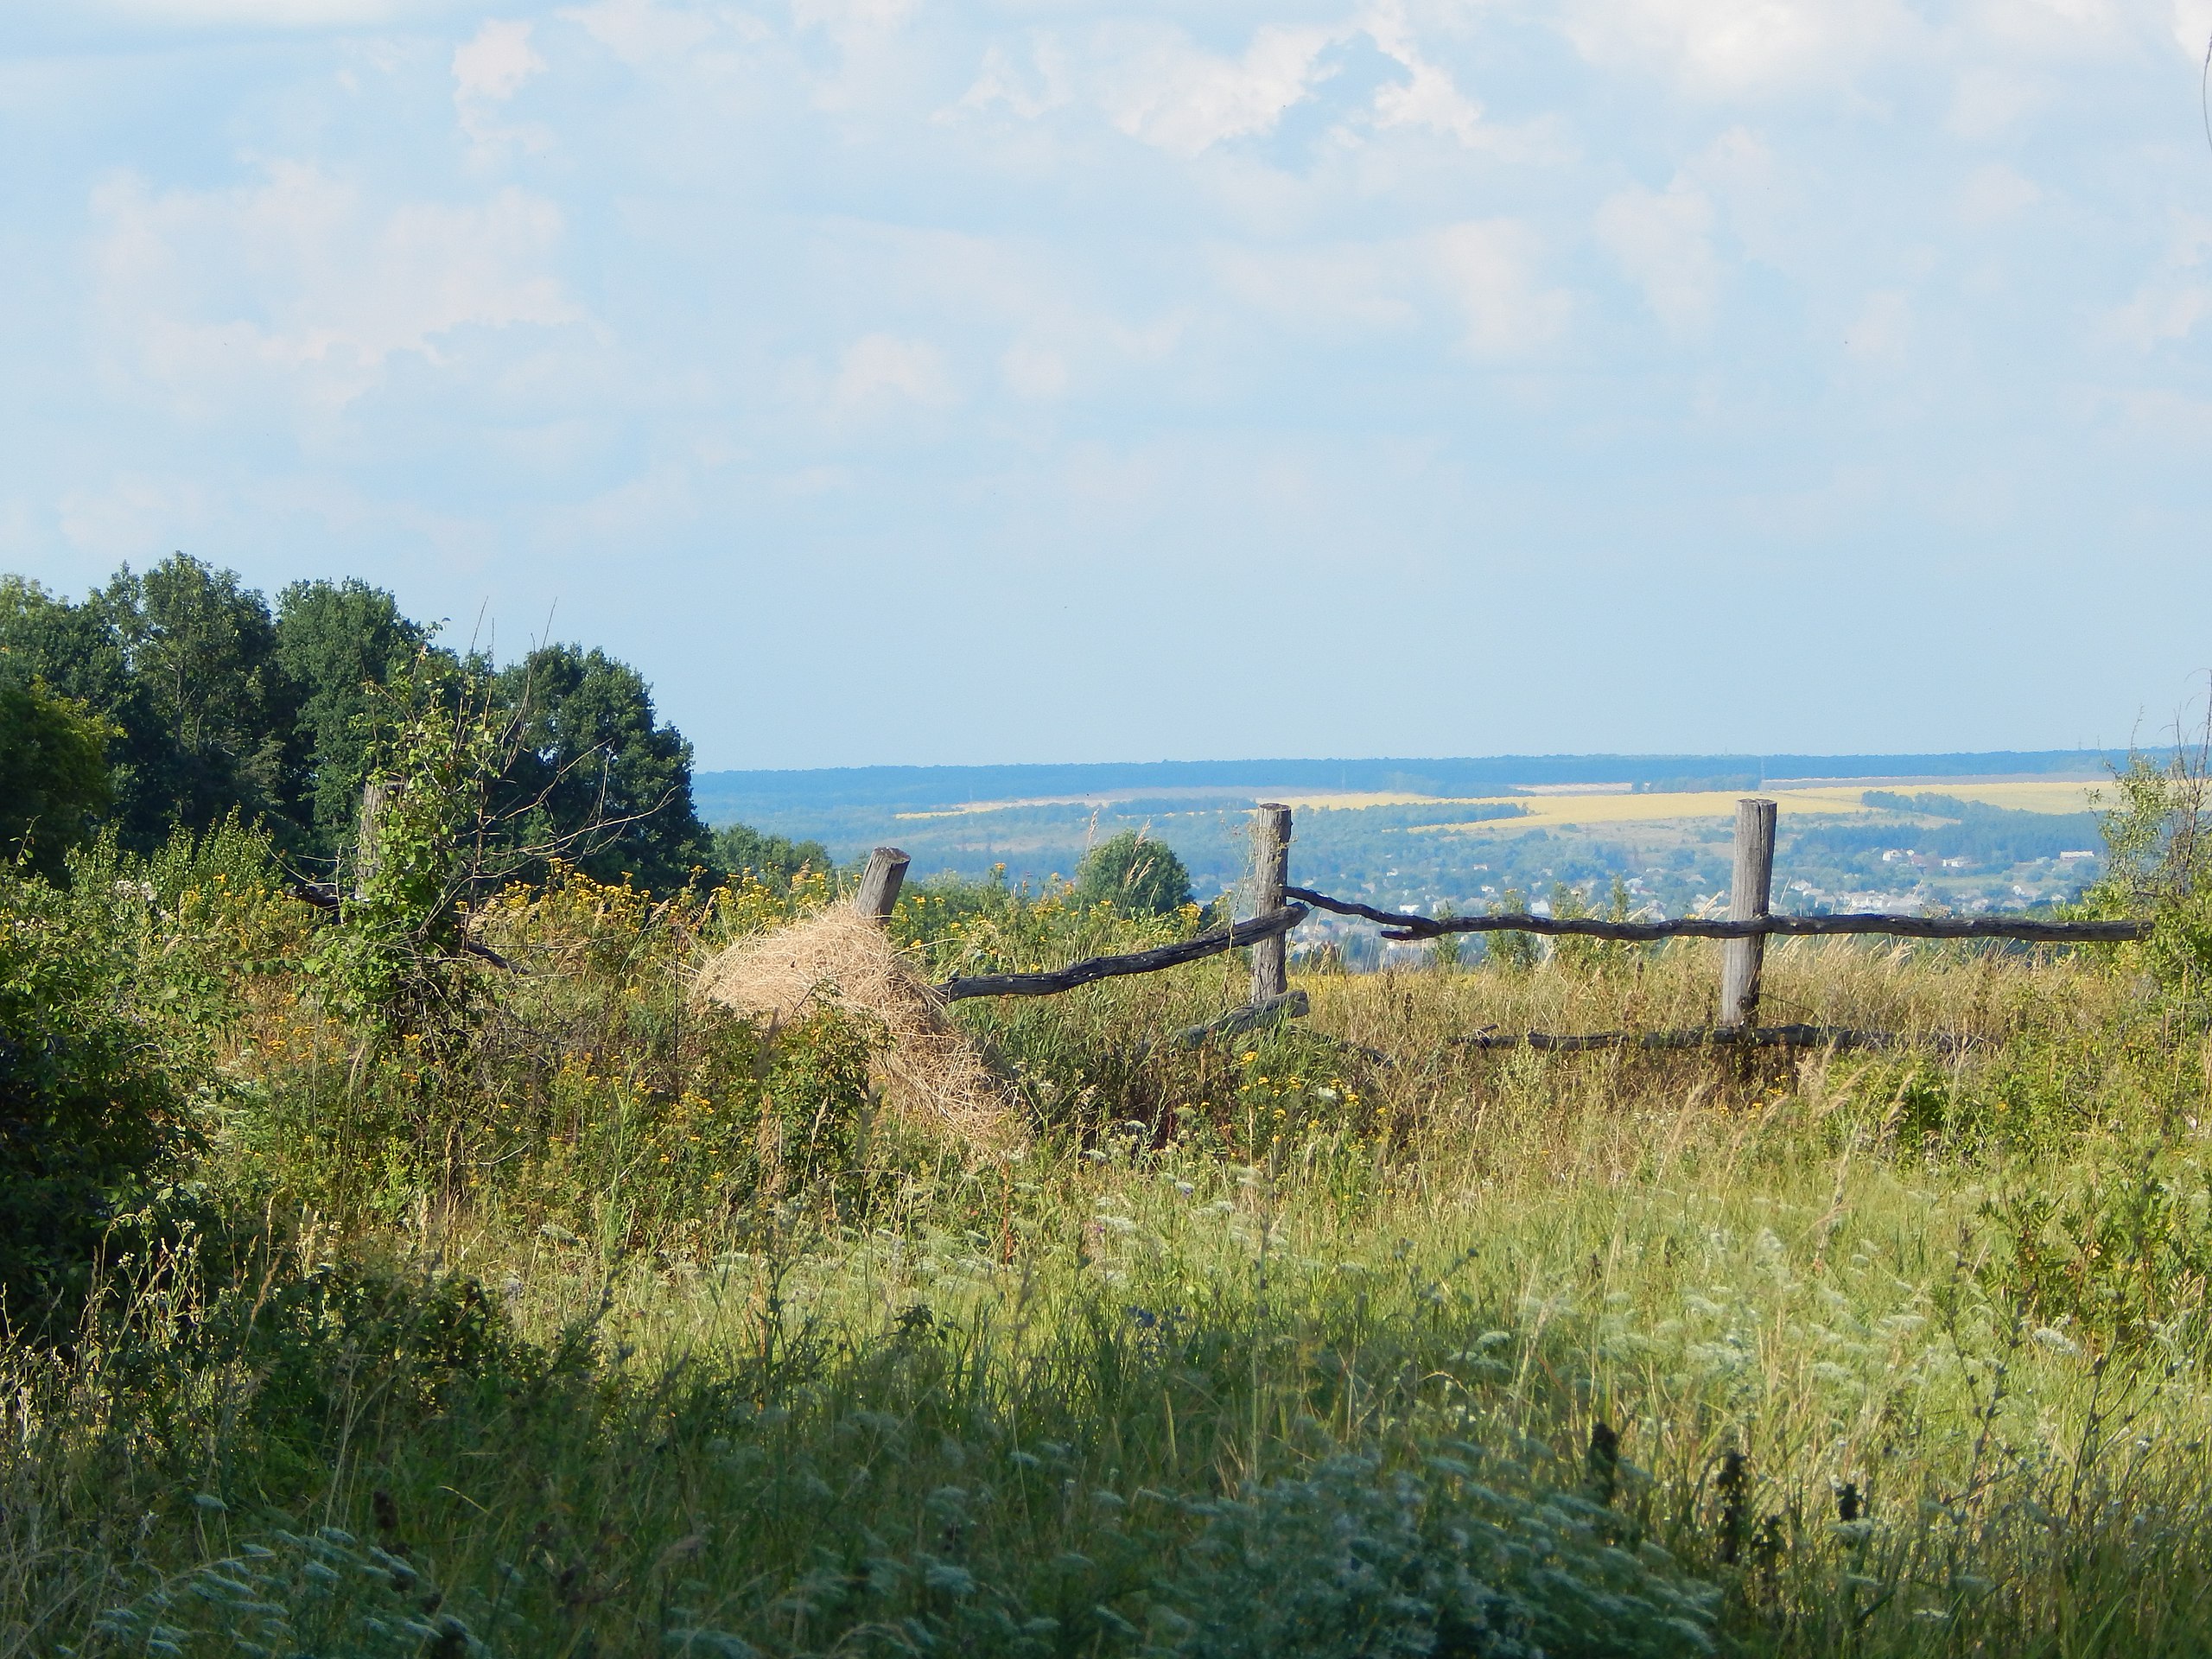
(5, 849, 2211, 1656)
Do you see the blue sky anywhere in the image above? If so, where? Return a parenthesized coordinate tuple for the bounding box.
(4, 0, 2212, 769)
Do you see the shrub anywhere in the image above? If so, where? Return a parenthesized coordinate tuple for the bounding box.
(1077, 831, 1195, 917)
(0, 864, 202, 1331)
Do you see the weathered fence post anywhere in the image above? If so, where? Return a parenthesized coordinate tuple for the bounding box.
(855, 846, 910, 924)
(1249, 804, 1292, 1005)
(353, 779, 395, 900)
(1719, 798, 1777, 1029)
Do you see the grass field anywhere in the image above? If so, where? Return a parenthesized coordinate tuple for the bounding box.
(6, 836, 2212, 1658)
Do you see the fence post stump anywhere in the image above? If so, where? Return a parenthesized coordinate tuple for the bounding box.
(353, 779, 395, 900)
(855, 846, 910, 924)
(1719, 798, 1777, 1030)
(1249, 804, 1292, 1005)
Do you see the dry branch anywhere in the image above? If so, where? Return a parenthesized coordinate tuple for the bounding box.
(938, 905, 1309, 1001)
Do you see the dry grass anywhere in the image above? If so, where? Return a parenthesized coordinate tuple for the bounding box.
(691, 902, 1018, 1148)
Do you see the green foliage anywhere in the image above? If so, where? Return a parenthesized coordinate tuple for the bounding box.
(107, 554, 310, 848)
(711, 819, 831, 887)
(1982, 1135, 2212, 1354)
(1, 563, 712, 895)
(305, 661, 504, 1046)
(0, 679, 114, 875)
(1428, 905, 1464, 971)
(493, 643, 711, 893)
(1548, 878, 1643, 975)
(1161, 1453, 1713, 1659)
(1487, 888, 1538, 973)
(272, 577, 435, 861)
(1077, 830, 1196, 916)
(0, 861, 204, 1331)
(2087, 747, 2212, 1000)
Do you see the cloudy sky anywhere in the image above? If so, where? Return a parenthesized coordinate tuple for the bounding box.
(4, 0, 2211, 768)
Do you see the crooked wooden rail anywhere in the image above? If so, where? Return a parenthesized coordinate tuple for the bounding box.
(937, 905, 1306, 1001)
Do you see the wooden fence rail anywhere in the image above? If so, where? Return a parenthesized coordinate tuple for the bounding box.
(937, 904, 1307, 1002)
(1286, 887, 2148, 944)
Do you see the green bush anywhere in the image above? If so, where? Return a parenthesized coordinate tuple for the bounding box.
(0, 864, 202, 1331)
(1077, 830, 1195, 917)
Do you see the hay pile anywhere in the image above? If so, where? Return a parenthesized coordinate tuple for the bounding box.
(691, 905, 1016, 1149)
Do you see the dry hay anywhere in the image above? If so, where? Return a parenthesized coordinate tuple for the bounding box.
(691, 905, 1017, 1149)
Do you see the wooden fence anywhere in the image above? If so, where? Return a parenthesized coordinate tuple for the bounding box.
(852, 797, 2145, 1039)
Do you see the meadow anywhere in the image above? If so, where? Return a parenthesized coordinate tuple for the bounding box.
(5, 825, 2212, 1659)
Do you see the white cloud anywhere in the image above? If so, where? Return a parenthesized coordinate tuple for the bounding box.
(91, 162, 583, 410)
(1363, 1, 1484, 144)
(2176, 0, 2212, 59)
(832, 334, 958, 413)
(1430, 220, 1572, 357)
(1211, 241, 1421, 334)
(1596, 181, 1720, 334)
(454, 17, 545, 104)
(791, 0, 916, 48)
(1001, 342, 1069, 400)
(1956, 162, 2041, 226)
(1947, 67, 2047, 140)
(2107, 213, 2212, 346)
(1093, 22, 1344, 157)
(1563, 0, 1922, 99)
(86, 0, 423, 25)
(561, 0, 723, 64)
(952, 41, 1072, 121)
(1842, 288, 1910, 360)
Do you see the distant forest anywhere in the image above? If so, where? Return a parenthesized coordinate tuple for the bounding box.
(0, 556, 815, 891)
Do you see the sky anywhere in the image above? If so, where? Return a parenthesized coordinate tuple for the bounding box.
(3, 0, 2212, 770)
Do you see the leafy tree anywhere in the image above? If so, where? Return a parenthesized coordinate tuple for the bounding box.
(491, 643, 710, 892)
(713, 821, 832, 888)
(0, 575, 158, 845)
(274, 578, 433, 861)
(1, 559, 308, 849)
(115, 554, 306, 843)
(0, 680, 115, 877)
(1075, 830, 1193, 916)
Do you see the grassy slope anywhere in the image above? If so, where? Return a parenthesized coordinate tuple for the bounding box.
(9, 868, 2212, 1658)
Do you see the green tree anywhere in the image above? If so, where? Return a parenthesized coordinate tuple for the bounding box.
(713, 821, 831, 888)
(0, 681, 115, 877)
(491, 643, 710, 893)
(274, 577, 434, 861)
(1075, 830, 1193, 915)
(0, 559, 308, 849)
(0, 575, 158, 845)
(115, 554, 306, 843)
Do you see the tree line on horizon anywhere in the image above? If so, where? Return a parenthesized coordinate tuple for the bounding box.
(0, 554, 830, 892)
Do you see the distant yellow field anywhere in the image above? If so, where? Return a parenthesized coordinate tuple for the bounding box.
(1414, 779, 2103, 835)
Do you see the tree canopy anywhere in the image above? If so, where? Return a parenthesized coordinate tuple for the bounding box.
(0, 556, 715, 893)
(0, 681, 114, 877)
